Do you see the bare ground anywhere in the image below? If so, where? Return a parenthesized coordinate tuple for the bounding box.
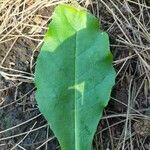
(0, 0, 150, 149)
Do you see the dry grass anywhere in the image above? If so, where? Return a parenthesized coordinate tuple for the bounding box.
(0, 0, 149, 149)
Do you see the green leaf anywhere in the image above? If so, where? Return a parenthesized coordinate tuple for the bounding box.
(35, 4, 116, 150)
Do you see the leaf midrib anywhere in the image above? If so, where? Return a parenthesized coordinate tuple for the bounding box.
(75, 30, 78, 150)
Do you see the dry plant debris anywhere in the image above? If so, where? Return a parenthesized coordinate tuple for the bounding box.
(0, 0, 149, 149)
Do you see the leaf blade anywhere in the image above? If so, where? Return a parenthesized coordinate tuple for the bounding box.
(35, 4, 116, 150)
